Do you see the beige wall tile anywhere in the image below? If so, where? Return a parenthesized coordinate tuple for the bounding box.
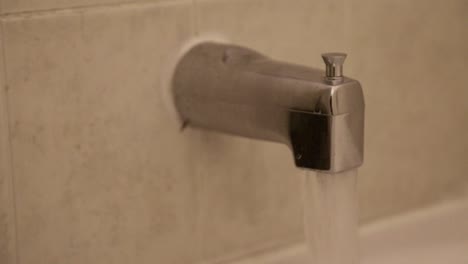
(0, 28, 17, 264)
(195, 0, 345, 260)
(196, 0, 346, 68)
(3, 3, 199, 264)
(1, 0, 169, 14)
(344, 0, 468, 221)
(192, 134, 303, 262)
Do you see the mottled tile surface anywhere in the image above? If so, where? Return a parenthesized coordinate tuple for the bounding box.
(192, 134, 303, 262)
(196, 0, 346, 68)
(344, 0, 468, 221)
(0, 28, 17, 264)
(3, 3, 198, 264)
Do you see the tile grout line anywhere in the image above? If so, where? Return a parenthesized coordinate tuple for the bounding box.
(0, 0, 192, 20)
(190, 1, 202, 263)
(0, 21, 20, 264)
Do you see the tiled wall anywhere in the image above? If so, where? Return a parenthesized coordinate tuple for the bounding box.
(0, 0, 467, 263)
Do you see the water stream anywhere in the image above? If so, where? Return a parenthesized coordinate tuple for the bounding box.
(303, 169, 359, 264)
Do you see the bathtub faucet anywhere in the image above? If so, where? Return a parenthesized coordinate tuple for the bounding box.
(172, 42, 365, 173)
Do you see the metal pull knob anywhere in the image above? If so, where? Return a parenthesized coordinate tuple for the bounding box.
(322, 52, 347, 83)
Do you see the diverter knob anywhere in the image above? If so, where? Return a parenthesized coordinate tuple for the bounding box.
(322, 52, 347, 82)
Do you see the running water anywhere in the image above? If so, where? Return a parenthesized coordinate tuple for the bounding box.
(303, 170, 359, 264)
